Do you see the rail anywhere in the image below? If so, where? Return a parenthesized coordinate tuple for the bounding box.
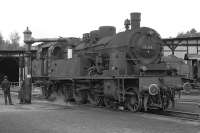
(0, 82, 37, 92)
(165, 110, 200, 120)
(147, 110, 200, 121)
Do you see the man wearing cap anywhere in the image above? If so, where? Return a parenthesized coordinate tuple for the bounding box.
(1, 75, 13, 105)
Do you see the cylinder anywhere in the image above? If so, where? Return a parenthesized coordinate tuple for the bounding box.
(130, 12, 141, 31)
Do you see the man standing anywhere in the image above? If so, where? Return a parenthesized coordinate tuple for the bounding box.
(1, 75, 13, 105)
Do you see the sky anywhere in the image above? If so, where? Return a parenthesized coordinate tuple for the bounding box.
(0, 0, 200, 45)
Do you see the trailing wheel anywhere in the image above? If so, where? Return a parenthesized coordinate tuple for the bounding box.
(88, 90, 102, 106)
(125, 89, 141, 112)
(62, 85, 74, 103)
(73, 89, 88, 104)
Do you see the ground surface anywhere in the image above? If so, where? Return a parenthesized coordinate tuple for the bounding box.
(173, 94, 200, 113)
(0, 95, 199, 133)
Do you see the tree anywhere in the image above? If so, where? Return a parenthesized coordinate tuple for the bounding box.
(190, 28, 197, 34)
(9, 32, 20, 50)
(0, 33, 6, 50)
(0, 31, 22, 50)
(0, 33, 4, 45)
(177, 28, 200, 37)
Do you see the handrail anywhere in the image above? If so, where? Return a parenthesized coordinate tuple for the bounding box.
(10, 82, 20, 87)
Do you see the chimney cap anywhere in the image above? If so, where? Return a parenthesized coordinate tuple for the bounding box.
(130, 12, 141, 20)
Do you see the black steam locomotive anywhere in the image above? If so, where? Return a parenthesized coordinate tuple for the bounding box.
(32, 12, 182, 111)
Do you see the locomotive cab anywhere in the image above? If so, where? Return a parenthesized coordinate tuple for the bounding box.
(32, 43, 52, 79)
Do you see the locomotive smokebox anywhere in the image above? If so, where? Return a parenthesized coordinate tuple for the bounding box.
(130, 12, 141, 31)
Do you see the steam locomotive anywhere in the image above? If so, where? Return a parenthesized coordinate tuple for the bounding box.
(32, 12, 182, 111)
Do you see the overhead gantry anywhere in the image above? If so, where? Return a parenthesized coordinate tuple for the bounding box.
(163, 36, 200, 55)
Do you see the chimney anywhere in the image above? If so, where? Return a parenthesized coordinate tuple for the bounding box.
(130, 12, 141, 31)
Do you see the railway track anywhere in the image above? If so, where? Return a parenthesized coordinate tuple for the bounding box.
(76, 103, 200, 121)
(148, 110, 200, 121)
(33, 98, 200, 121)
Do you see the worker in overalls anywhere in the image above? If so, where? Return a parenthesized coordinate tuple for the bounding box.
(1, 75, 13, 105)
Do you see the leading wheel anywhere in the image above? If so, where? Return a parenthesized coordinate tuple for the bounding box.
(126, 89, 141, 112)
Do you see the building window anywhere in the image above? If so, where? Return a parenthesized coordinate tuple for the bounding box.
(67, 48, 73, 59)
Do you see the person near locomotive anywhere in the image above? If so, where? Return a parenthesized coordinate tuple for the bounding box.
(1, 75, 13, 105)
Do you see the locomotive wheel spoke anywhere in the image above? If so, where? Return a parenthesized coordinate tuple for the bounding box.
(98, 96, 105, 106)
(126, 90, 140, 112)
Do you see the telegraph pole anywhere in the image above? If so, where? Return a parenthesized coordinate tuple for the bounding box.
(23, 27, 33, 104)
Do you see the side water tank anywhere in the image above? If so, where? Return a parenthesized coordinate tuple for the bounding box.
(99, 26, 116, 38)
